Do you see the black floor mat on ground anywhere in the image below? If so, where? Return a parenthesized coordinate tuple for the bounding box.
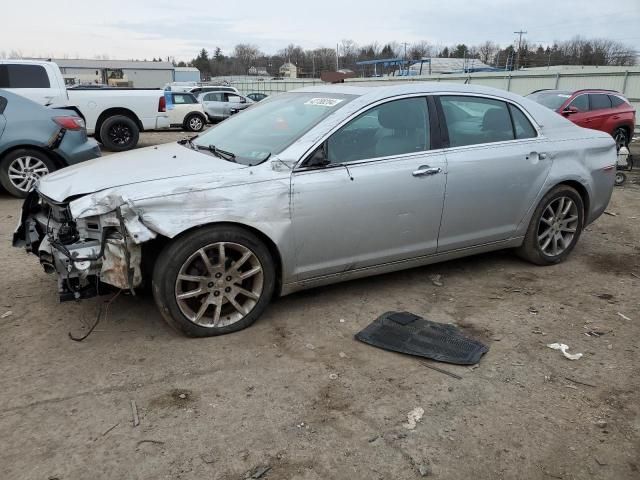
(355, 311, 489, 365)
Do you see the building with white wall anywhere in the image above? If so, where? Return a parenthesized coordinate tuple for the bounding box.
(49, 59, 175, 88)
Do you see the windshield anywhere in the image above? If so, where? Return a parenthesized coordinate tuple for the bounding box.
(527, 91, 572, 110)
(192, 92, 356, 165)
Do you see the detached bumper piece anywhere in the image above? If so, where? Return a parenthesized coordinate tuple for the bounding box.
(355, 311, 489, 365)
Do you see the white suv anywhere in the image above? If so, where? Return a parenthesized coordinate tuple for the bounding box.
(167, 92, 207, 132)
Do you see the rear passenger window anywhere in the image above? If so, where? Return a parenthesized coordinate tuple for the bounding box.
(589, 94, 611, 110)
(609, 95, 625, 107)
(508, 104, 537, 139)
(441, 96, 514, 147)
(0, 96, 6, 114)
(0, 64, 51, 88)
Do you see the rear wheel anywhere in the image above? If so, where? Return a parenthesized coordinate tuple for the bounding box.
(615, 171, 627, 186)
(184, 113, 205, 132)
(517, 185, 584, 265)
(99, 115, 139, 151)
(0, 148, 56, 198)
(152, 226, 276, 337)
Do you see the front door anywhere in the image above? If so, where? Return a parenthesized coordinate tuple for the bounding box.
(437, 95, 553, 251)
(291, 96, 447, 281)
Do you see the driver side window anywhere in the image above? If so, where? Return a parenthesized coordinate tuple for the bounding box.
(325, 97, 430, 164)
(568, 94, 588, 112)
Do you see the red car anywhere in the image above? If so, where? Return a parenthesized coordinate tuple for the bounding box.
(527, 89, 636, 149)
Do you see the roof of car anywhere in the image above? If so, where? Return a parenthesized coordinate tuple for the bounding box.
(530, 88, 622, 95)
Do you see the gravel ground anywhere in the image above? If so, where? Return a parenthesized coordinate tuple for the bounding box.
(0, 133, 638, 480)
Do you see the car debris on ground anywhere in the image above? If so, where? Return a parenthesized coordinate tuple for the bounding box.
(546, 343, 583, 360)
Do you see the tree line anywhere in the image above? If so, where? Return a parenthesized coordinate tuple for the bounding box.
(183, 36, 636, 79)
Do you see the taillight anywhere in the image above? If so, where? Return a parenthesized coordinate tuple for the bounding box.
(53, 116, 85, 130)
(159, 96, 166, 112)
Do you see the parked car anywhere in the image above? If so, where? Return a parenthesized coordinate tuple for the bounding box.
(527, 89, 636, 149)
(0, 60, 170, 151)
(247, 92, 268, 102)
(14, 83, 616, 337)
(166, 83, 239, 96)
(0, 89, 100, 197)
(198, 91, 254, 121)
(166, 92, 207, 132)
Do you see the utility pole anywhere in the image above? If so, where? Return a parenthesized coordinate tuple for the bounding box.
(336, 43, 339, 71)
(514, 29, 527, 70)
(402, 42, 409, 75)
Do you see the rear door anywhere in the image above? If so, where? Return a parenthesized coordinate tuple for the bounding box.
(201, 92, 225, 119)
(586, 93, 613, 131)
(169, 93, 192, 124)
(436, 94, 552, 251)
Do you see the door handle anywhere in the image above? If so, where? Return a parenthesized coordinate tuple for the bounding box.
(527, 152, 548, 160)
(412, 166, 441, 177)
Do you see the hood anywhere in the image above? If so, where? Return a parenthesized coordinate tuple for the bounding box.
(37, 142, 245, 202)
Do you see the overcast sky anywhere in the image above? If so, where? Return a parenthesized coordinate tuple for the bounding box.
(2, 0, 639, 61)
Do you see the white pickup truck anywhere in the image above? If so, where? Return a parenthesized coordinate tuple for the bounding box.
(0, 60, 170, 151)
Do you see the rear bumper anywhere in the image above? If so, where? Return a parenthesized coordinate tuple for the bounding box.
(54, 131, 101, 166)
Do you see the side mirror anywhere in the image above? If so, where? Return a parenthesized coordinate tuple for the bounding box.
(306, 145, 330, 168)
(240, 97, 247, 104)
(562, 106, 579, 115)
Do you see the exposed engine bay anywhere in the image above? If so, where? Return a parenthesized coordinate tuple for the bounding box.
(13, 191, 142, 301)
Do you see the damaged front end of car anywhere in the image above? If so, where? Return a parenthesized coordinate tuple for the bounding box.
(12, 190, 153, 301)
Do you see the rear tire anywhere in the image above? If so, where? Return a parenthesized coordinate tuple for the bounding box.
(615, 171, 627, 186)
(152, 226, 276, 337)
(516, 185, 584, 266)
(99, 115, 139, 151)
(184, 113, 205, 132)
(0, 148, 57, 198)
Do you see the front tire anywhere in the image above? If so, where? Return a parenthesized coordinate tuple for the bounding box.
(184, 113, 205, 132)
(99, 115, 140, 151)
(0, 148, 57, 198)
(517, 185, 584, 265)
(152, 226, 276, 337)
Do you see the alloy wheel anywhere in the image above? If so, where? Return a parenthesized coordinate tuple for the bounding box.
(108, 123, 133, 146)
(189, 116, 203, 131)
(174, 242, 264, 328)
(536, 196, 579, 257)
(7, 156, 50, 193)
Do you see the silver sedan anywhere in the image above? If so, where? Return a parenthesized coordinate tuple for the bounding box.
(14, 83, 616, 336)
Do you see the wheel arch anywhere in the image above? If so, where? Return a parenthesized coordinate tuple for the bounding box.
(143, 221, 285, 298)
(95, 108, 143, 135)
(555, 179, 590, 218)
(0, 144, 66, 169)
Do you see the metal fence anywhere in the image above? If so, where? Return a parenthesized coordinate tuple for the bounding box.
(226, 68, 640, 132)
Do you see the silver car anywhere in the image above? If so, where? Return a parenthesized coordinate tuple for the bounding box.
(13, 83, 616, 337)
(198, 91, 254, 121)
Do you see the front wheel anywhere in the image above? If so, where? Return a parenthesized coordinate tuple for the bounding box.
(152, 226, 276, 337)
(516, 185, 584, 266)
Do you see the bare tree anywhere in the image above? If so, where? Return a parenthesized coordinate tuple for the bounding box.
(234, 43, 261, 72)
(477, 41, 498, 65)
(408, 41, 432, 60)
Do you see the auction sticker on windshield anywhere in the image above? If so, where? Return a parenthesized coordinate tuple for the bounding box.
(305, 98, 344, 107)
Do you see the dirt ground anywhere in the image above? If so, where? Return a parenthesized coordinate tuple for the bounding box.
(0, 132, 638, 480)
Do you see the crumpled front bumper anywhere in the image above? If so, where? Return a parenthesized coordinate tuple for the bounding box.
(13, 190, 143, 301)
